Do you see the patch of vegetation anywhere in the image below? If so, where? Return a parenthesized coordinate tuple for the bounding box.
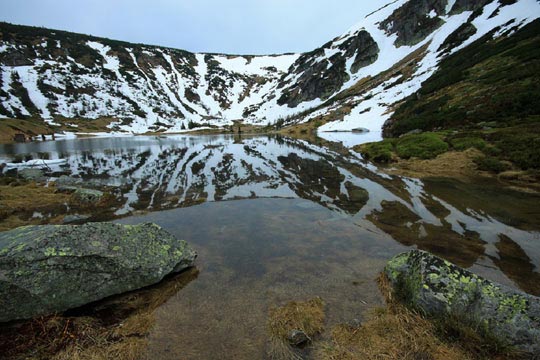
(395, 133, 449, 159)
(268, 297, 325, 341)
(358, 139, 395, 162)
(357, 133, 449, 162)
(449, 136, 487, 151)
(484, 124, 540, 170)
(474, 156, 511, 173)
(0, 180, 69, 231)
(0, 118, 57, 142)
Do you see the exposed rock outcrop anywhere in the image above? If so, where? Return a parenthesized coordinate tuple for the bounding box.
(277, 30, 379, 107)
(0, 222, 197, 322)
(380, 0, 446, 47)
(384, 250, 540, 355)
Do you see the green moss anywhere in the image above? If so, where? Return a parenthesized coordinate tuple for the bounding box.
(481, 284, 498, 298)
(357, 139, 395, 163)
(173, 249, 184, 258)
(395, 133, 449, 159)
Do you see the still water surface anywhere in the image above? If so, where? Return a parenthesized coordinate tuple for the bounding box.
(1, 134, 539, 358)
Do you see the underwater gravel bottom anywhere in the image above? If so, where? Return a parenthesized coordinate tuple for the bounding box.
(116, 198, 408, 359)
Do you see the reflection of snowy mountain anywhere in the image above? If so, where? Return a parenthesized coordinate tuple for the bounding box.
(3, 134, 538, 282)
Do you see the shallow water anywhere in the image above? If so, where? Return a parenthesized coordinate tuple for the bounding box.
(1, 134, 539, 359)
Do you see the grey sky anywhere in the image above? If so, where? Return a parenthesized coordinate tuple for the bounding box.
(0, 0, 383, 55)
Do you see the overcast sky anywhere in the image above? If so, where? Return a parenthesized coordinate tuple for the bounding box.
(0, 0, 382, 55)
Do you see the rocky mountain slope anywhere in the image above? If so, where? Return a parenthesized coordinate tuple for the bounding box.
(1, 0, 539, 136)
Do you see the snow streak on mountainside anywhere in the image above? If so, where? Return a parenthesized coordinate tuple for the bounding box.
(0, 0, 539, 136)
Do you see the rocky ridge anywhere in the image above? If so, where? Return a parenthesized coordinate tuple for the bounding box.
(0, 0, 538, 137)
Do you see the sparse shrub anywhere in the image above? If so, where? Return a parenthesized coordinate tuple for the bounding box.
(475, 156, 510, 173)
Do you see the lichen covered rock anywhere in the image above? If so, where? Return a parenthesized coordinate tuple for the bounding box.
(0, 222, 197, 322)
(384, 250, 540, 355)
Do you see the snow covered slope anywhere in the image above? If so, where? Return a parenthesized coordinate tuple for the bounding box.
(1, 0, 539, 135)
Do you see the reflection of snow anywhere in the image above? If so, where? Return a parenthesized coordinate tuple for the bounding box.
(4, 158, 67, 168)
(1, 134, 538, 273)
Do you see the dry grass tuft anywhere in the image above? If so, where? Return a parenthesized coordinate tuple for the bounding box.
(0, 181, 71, 231)
(0, 269, 199, 360)
(313, 274, 526, 360)
(313, 304, 469, 360)
(268, 297, 325, 341)
(267, 297, 325, 359)
(0, 309, 150, 360)
(0, 179, 122, 231)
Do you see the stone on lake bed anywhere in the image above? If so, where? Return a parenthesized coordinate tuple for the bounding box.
(62, 214, 91, 224)
(72, 188, 104, 203)
(287, 329, 310, 347)
(384, 250, 540, 355)
(18, 168, 45, 181)
(0, 222, 197, 323)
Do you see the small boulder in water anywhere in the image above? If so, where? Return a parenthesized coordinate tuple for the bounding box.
(384, 250, 540, 355)
(287, 329, 310, 347)
(72, 188, 104, 204)
(18, 168, 44, 181)
(0, 222, 197, 322)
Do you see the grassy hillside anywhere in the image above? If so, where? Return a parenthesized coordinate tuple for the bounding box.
(384, 19, 540, 137)
(362, 20, 540, 175)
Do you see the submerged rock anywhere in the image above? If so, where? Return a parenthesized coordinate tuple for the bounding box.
(0, 222, 197, 322)
(287, 329, 310, 347)
(18, 168, 44, 181)
(384, 250, 540, 355)
(62, 214, 91, 224)
(72, 188, 104, 203)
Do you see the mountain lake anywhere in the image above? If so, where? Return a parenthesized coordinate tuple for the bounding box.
(0, 133, 539, 359)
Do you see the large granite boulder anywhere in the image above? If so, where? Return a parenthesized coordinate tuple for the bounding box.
(384, 250, 540, 355)
(0, 222, 196, 322)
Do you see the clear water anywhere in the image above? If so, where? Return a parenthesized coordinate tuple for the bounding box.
(1, 134, 539, 359)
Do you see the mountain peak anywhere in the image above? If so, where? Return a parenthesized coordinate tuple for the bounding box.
(1, 0, 538, 137)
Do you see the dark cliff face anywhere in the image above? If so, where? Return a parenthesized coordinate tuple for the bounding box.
(437, 22, 477, 54)
(340, 30, 380, 74)
(378, 0, 511, 48)
(277, 30, 379, 108)
(449, 0, 494, 14)
(380, 0, 447, 47)
(277, 50, 349, 108)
